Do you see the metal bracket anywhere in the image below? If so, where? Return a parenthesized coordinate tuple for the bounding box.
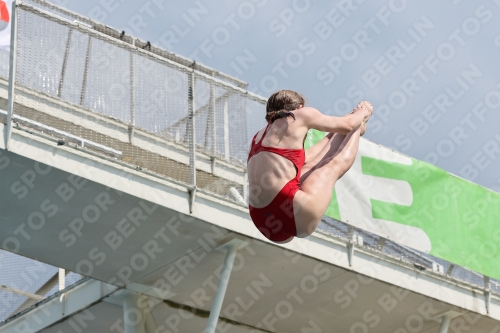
(347, 243, 354, 267)
(210, 157, 216, 174)
(432, 262, 445, 274)
(347, 234, 363, 267)
(484, 277, 491, 314)
(188, 186, 197, 214)
(128, 125, 135, 143)
(59, 292, 67, 316)
(485, 284, 491, 314)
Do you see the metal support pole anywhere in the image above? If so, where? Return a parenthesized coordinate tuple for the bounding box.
(188, 71, 196, 186)
(204, 240, 241, 333)
(57, 29, 72, 98)
(223, 97, 230, 161)
(123, 292, 146, 333)
(437, 314, 451, 333)
(80, 35, 92, 106)
(5, 0, 18, 151)
(129, 52, 135, 143)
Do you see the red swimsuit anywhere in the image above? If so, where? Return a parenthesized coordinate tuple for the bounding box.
(247, 122, 305, 242)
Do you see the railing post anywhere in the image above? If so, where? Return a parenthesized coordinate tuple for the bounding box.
(204, 82, 217, 155)
(223, 97, 229, 161)
(211, 74, 217, 156)
(80, 35, 92, 106)
(129, 52, 135, 143)
(5, 0, 18, 150)
(57, 28, 72, 98)
(188, 70, 196, 186)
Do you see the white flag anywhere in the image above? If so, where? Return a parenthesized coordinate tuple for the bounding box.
(0, 0, 13, 51)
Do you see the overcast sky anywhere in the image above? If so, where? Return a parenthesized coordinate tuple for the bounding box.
(50, 0, 500, 192)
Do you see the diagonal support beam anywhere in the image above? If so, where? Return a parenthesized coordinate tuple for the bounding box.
(123, 292, 146, 333)
(105, 290, 160, 333)
(205, 239, 248, 333)
(438, 314, 451, 333)
(0, 284, 44, 301)
(142, 295, 159, 333)
(432, 310, 461, 333)
(0, 278, 118, 333)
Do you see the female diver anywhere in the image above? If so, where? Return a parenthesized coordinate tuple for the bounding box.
(247, 90, 373, 243)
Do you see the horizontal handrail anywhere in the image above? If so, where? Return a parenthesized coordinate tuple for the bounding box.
(0, 108, 123, 156)
(18, 0, 250, 89)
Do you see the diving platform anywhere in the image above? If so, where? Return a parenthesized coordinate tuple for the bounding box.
(1, 1, 500, 332)
(1, 120, 500, 333)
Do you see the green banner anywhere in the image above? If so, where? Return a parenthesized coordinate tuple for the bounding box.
(306, 130, 500, 279)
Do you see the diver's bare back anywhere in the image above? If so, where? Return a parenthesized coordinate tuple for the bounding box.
(247, 107, 311, 209)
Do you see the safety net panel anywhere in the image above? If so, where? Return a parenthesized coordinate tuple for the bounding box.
(0, 50, 9, 80)
(0, 249, 83, 323)
(7, 1, 267, 203)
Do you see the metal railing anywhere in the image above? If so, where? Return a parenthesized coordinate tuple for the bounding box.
(3, 0, 267, 201)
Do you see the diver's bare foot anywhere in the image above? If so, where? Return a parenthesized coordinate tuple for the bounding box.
(351, 101, 372, 136)
(351, 104, 371, 120)
(357, 101, 373, 119)
(360, 119, 367, 136)
(358, 101, 373, 114)
(352, 101, 373, 127)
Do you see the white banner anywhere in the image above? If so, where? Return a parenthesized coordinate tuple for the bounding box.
(335, 139, 432, 252)
(0, 0, 13, 51)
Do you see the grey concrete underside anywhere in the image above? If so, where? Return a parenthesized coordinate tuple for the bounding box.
(1, 131, 500, 333)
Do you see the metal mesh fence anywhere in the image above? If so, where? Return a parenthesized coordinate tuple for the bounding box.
(0, 249, 83, 323)
(0, 50, 9, 78)
(5, 1, 267, 203)
(0, 290, 27, 323)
